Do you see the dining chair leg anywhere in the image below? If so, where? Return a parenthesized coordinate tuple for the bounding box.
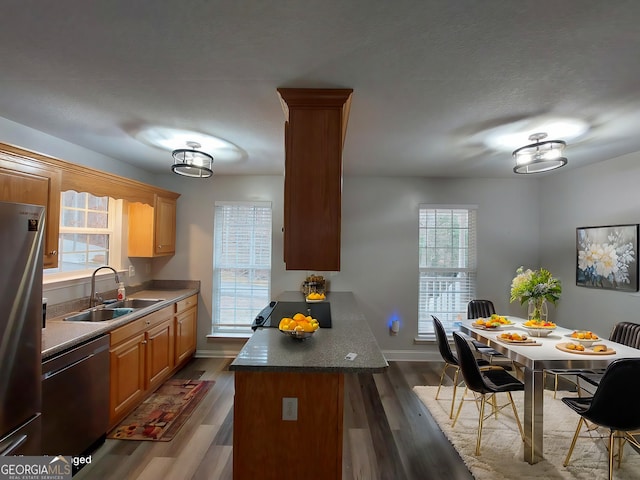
(506, 392, 524, 441)
(608, 430, 615, 480)
(450, 368, 460, 419)
(435, 362, 449, 400)
(475, 395, 487, 456)
(564, 417, 585, 466)
(452, 387, 468, 428)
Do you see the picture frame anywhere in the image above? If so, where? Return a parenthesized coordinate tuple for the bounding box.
(576, 224, 639, 292)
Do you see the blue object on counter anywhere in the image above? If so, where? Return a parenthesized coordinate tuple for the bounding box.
(102, 299, 119, 305)
(111, 308, 134, 318)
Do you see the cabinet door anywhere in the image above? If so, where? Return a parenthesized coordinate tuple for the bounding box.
(0, 157, 61, 268)
(109, 332, 146, 427)
(175, 306, 197, 365)
(278, 89, 352, 271)
(128, 195, 177, 257)
(146, 318, 174, 391)
(154, 195, 176, 255)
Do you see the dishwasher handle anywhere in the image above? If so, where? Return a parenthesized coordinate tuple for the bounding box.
(0, 434, 27, 456)
(43, 353, 94, 380)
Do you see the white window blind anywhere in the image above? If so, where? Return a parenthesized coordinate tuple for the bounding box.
(418, 206, 477, 337)
(212, 201, 272, 334)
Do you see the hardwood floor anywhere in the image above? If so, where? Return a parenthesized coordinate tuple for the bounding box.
(75, 359, 473, 480)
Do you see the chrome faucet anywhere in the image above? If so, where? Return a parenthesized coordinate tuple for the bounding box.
(90, 266, 120, 308)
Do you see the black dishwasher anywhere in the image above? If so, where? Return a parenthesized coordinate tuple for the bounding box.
(42, 334, 110, 457)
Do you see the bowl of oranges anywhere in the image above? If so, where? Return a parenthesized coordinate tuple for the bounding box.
(566, 330, 599, 347)
(305, 292, 326, 302)
(522, 320, 557, 336)
(278, 313, 320, 340)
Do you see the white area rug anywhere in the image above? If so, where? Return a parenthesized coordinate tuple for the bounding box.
(413, 385, 640, 480)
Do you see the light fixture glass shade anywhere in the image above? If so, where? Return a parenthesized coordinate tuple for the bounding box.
(171, 148, 213, 178)
(512, 134, 567, 174)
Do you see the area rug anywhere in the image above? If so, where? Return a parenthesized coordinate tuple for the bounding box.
(108, 379, 214, 441)
(413, 385, 640, 480)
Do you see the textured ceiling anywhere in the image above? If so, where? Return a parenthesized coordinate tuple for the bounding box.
(2, 0, 640, 177)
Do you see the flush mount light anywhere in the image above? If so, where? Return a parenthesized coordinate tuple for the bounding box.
(171, 141, 213, 178)
(512, 132, 568, 174)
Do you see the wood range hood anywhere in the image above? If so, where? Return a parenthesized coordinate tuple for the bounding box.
(277, 88, 353, 272)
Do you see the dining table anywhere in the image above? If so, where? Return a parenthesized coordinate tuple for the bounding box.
(459, 317, 640, 464)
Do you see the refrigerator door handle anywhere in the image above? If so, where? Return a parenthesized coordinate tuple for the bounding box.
(0, 434, 27, 456)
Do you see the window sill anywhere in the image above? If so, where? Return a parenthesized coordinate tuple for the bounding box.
(207, 332, 252, 340)
(414, 336, 436, 345)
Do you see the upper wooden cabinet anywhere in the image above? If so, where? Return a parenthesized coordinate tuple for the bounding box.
(277, 88, 353, 271)
(128, 194, 177, 257)
(0, 151, 62, 268)
(0, 142, 180, 265)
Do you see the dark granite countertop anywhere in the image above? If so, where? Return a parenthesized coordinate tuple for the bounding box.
(42, 281, 199, 360)
(229, 291, 388, 373)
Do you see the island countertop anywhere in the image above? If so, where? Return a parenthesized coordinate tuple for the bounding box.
(229, 291, 388, 373)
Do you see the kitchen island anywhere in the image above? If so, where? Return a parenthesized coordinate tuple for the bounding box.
(229, 291, 388, 480)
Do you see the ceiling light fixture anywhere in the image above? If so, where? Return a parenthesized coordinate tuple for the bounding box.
(512, 132, 568, 174)
(171, 141, 213, 178)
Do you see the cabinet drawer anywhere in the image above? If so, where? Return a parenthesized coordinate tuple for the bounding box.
(110, 305, 173, 346)
(176, 294, 198, 314)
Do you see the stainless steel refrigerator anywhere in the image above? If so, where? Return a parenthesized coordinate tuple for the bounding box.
(0, 201, 44, 455)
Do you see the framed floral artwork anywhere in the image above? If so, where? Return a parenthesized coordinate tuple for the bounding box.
(576, 224, 638, 291)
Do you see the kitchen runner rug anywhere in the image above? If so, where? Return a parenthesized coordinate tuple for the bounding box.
(108, 379, 214, 441)
(413, 385, 640, 480)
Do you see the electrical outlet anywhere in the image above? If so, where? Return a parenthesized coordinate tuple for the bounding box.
(282, 397, 298, 421)
(128, 265, 135, 277)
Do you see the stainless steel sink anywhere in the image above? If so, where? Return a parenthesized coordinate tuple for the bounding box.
(64, 309, 121, 322)
(63, 298, 164, 322)
(107, 298, 165, 309)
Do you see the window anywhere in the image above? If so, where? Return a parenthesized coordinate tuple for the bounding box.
(418, 206, 477, 337)
(45, 191, 117, 275)
(212, 201, 272, 334)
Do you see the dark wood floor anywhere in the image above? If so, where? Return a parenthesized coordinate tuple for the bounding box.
(75, 359, 473, 480)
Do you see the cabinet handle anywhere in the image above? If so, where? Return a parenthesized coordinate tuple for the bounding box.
(48, 250, 57, 255)
(141, 340, 147, 344)
(145, 320, 151, 325)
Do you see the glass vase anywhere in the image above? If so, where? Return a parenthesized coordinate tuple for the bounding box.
(527, 298, 548, 323)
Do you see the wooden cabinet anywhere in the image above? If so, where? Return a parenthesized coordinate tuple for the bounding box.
(109, 332, 146, 424)
(108, 305, 174, 427)
(233, 371, 344, 480)
(128, 194, 177, 257)
(277, 88, 353, 271)
(174, 294, 198, 366)
(0, 154, 61, 268)
(146, 318, 175, 391)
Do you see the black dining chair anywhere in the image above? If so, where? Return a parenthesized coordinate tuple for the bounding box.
(561, 358, 640, 480)
(451, 331, 524, 456)
(466, 299, 515, 370)
(432, 315, 491, 418)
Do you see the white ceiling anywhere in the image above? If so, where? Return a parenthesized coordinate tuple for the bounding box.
(2, 0, 640, 178)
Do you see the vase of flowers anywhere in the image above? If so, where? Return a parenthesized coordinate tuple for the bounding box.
(527, 297, 548, 322)
(510, 266, 561, 322)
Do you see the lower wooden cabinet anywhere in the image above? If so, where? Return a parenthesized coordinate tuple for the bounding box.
(108, 305, 174, 428)
(109, 332, 146, 425)
(108, 296, 198, 429)
(175, 294, 197, 365)
(146, 318, 175, 391)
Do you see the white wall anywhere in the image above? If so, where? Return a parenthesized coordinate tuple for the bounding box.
(155, 173, 541, 358)
(539, 151, 640, 334)
(20, 114, 640, 359)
